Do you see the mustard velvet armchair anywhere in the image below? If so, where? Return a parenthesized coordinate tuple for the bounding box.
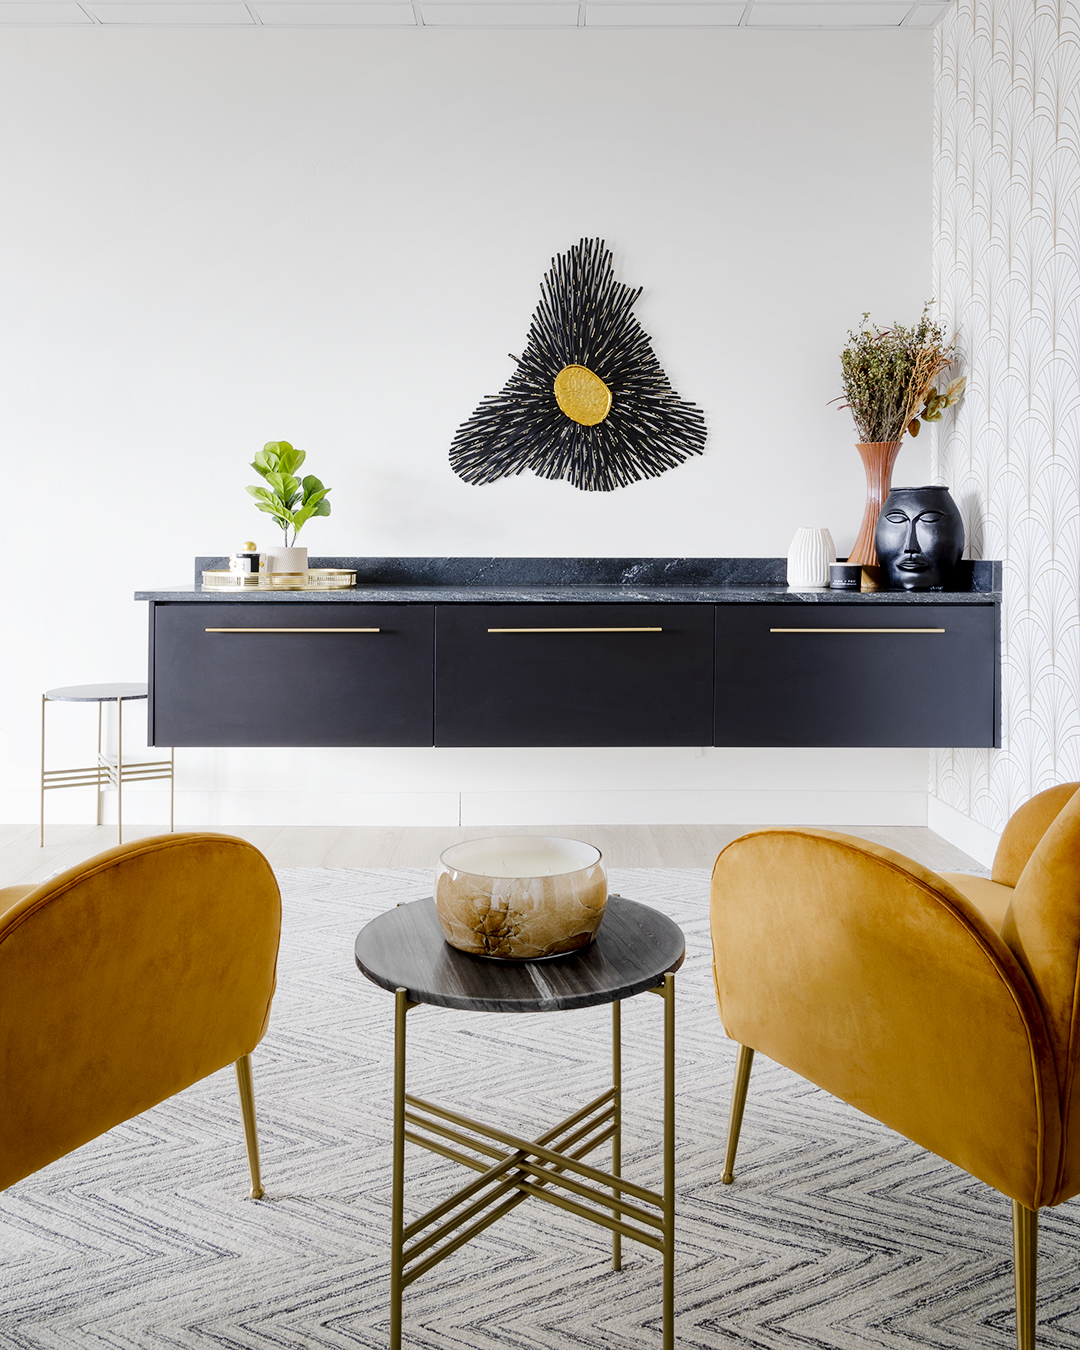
(711, 783, 1080, 1350)
(0, 832, 281, 1198)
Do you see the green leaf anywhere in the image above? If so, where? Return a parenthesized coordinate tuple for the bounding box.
(273, 442, 305, 476)
(312, 498, 331, 518)
(246, 485, 275, 502)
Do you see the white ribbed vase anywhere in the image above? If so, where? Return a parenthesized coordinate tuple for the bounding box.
(786, 528, 836, 588)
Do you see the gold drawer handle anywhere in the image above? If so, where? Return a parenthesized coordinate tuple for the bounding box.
(487, 626, 663, 633)
(769, 627, 945, 634)
(205, 627, 381, 633)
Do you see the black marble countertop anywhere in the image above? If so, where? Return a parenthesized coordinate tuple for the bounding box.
(134, 557, 1002, 605)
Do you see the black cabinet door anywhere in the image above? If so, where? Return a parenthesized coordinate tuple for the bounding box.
(435, 604, 714, 747)
(150, 603, 434, 746)
(714, 604, 999, 748)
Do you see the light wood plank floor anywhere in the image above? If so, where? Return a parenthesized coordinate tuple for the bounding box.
(1, 821, 986, 888)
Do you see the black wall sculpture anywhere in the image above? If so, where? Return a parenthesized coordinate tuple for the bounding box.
(449, 239, 707, 492)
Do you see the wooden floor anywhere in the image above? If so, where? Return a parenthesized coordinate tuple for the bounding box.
(1, 820, 986, 888)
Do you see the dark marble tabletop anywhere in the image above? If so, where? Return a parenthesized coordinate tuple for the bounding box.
(135, 557, 1002, 606)
(354, 895, 686, 1013)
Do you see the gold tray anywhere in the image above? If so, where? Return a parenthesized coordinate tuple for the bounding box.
(202, 569, 357, 591)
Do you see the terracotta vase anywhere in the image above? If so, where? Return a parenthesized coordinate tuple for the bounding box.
(847, 441, 903, 567)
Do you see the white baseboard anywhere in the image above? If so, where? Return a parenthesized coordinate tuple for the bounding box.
(5, 786, 928, 829)
(927, 795, 1001, 868)
(460, 789, 927, 826)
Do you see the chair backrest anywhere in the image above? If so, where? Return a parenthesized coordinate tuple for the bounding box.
(992, 782, 1080, 886)
(999, 787, 1080, 1202)
(0, 833, 281, 1191)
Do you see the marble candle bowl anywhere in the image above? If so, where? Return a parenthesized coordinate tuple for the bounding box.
(434, 836, 607, 960)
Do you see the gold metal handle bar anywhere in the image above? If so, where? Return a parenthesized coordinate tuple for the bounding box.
(205, 627, 381, 633)
(769, 627, 945, 634)
(487, 627, 663, 633)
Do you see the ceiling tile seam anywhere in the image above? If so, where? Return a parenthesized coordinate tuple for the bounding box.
(245, 1, 262, 20)
(76, 2, 102, 20)
(576, 0, 584, 23)
(738, 0, 751, 20)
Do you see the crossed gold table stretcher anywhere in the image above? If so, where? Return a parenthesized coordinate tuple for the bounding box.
(355, 895, 685, 1348)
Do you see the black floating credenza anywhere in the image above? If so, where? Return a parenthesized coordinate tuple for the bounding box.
(137, 557, 1002, 750)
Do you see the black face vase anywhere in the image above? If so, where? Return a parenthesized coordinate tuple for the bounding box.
(875, 485, 965, 590)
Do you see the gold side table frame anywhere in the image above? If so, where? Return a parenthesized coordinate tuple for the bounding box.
(40, 692, 174, 848)
(389, 972, 676, 1349)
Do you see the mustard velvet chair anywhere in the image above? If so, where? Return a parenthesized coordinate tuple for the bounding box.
(0, 832, 281, 1198)
(711, 783, 1080, 1350)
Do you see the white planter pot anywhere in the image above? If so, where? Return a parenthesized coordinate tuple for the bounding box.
(264, 546, 308, 575)
(786, 528, 836, 588)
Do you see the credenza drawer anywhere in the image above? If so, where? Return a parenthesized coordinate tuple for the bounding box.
(150, 603, 434, 746)
(714, 604, 999, 748)
(434, 603, 715, 747)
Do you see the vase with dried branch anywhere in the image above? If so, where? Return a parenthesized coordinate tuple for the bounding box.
(836, 306, 965, 566)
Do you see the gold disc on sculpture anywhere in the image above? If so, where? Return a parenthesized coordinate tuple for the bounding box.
(554, 364, 613, 426)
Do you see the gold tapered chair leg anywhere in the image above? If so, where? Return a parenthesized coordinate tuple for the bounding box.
(234, 1054, 265, 1199)
(722, 1044, 755, 1184)
(1013, 1200, 1037, 1350)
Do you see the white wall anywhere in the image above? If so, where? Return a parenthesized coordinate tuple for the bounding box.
(930, 0, 1080, 865)
(1, 27, 934, 828)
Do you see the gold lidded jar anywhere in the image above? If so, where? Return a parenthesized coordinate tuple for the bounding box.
(434, 836, 607, 960)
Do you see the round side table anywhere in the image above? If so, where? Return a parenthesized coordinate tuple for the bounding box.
(355, 894, 685, 1350)
(40, 683, 174, 848)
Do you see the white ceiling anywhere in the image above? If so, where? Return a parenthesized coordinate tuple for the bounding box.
(0, 0, 950, 26)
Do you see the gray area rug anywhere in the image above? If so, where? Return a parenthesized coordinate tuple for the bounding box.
(1, 866, 1076, 1348)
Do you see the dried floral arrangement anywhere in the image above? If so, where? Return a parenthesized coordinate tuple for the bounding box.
(838, 305, 966, 443)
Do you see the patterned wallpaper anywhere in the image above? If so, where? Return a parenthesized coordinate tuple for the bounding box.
(931, 0, 1080, 833)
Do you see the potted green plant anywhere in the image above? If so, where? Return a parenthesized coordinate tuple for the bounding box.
(837, 306, 965, 566)
(246, 441, 332, 573)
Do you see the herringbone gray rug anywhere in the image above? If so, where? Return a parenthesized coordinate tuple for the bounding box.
(2, 866, 1079, 1348)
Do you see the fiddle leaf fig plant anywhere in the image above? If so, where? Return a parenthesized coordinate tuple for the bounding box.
(246, 440, 331, 547)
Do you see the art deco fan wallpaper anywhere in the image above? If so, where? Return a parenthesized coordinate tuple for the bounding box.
(931, 0, 1080, 832)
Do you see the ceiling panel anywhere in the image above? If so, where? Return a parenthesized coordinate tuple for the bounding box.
(419, 2, 579, 22)
(0, 0, 951, 26)
(0, 2, 92, 17)
(747, 0, 911, 21)
(905, 1, 946, 21)
(87, 1, 255, 18)
(254, 2, 416, 19)
(587, 3, 744, 23)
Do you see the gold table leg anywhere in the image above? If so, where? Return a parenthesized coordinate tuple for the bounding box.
(39, 696, 46, 848)
(390, 975, 675, 1346)
(612, 999, 622, 1272)
(662, 971, 675, 1350)
(391, 986, 410, 1350)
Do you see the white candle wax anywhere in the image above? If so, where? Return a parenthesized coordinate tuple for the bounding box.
(442, 835, 600, 879)
(458, 850, 585, 878)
